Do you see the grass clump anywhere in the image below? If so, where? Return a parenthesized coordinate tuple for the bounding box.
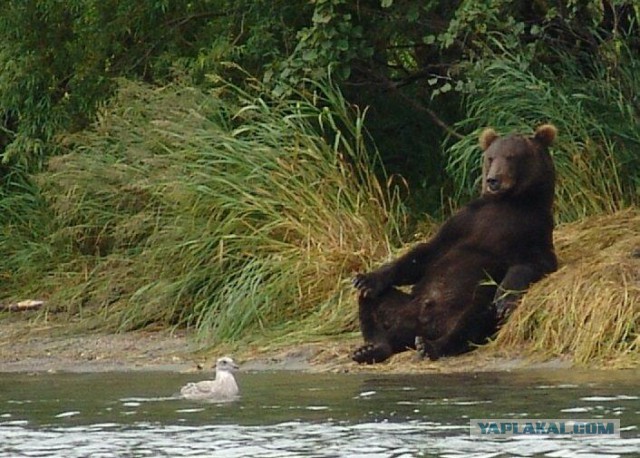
(4, 74, 404, 347)
(495, 209, 639, 367)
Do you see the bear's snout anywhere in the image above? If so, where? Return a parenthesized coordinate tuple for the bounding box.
(484, 167, 514, 195)
(486, 177, 501, 192)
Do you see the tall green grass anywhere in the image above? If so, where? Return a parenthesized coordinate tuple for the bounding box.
(0, 169, 56, 294)
(446, 46, 640, 221)
(2, 74, 404, 346)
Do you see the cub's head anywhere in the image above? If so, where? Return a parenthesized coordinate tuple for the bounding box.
(479, 124, 557, 202)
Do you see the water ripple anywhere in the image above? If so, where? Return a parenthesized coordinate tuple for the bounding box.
(1, 421, 639, 458)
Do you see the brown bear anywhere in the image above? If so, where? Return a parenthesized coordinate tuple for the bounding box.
(352, 124, 558, 364)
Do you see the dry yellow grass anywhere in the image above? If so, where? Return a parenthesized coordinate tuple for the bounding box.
(236, 208, 639, 373)
(494, 207, 639, 367)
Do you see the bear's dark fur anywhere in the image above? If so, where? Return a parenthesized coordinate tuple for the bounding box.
(352, 124, 558, 364)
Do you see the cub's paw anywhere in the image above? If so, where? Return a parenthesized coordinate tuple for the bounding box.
(352, 343, 391, 364)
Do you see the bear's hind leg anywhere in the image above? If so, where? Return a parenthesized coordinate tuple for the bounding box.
(354, 288, 413, 364)
(415, 299, 496, 361)
(357, 292, 382, 343)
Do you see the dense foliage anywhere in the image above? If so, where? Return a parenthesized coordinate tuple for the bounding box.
(1, 1, 638, 207)
(0, 1, 638, 354)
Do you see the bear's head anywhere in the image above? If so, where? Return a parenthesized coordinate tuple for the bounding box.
(479, 124, 557, 204)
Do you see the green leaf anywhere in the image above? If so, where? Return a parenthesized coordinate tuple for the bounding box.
(302, 49, 318, 61)
(313, 11, 333, 24)
(423, 35, 436, 45)
(336, 39, 349, 51)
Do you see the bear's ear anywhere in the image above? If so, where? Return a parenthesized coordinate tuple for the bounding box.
(533, 124, 557, 147)
(479, 128, 499, 151)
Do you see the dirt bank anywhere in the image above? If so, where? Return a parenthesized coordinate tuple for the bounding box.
(0, 315, 576, 374)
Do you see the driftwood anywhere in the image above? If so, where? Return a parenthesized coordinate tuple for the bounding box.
(0, 300, 44, 312)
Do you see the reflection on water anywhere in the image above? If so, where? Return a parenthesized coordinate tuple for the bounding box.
(0, 369, 638, 457)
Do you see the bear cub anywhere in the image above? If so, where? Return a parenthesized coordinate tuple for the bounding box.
(352, 124, 558, 364)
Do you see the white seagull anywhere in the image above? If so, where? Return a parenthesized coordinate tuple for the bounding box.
(180, 356, 240, 401)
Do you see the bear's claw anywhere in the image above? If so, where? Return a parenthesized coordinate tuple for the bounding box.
(495, 296, 516, 324)
(352, 274, 366, 290)
(352, 272, 386, 298)
(415, 336, 441, 361)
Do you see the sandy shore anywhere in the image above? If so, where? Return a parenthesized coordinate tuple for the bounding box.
(0, 315, 580, 374)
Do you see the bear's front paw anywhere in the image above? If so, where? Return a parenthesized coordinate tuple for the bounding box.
(495, 296, 517, 325)
(352, 272, 385, 298)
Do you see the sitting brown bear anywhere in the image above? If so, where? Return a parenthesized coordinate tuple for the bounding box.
(352, 124, 558, 364)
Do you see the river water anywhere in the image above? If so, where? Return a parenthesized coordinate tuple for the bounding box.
(0, 368, 638, 457)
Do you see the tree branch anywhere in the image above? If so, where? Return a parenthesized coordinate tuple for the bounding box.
(374, 70, 464, 140)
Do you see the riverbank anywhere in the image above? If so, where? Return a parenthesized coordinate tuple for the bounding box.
(2, 210, 637, 374)
(0, 316, 578, 374)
